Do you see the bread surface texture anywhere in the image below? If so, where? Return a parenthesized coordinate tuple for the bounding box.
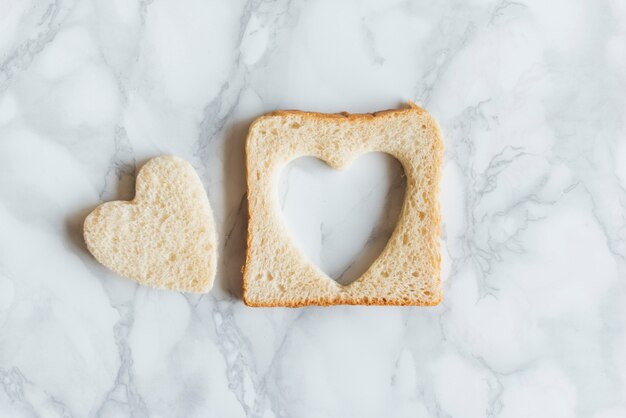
(84, 155, 217, 293)
(243, 104, 443, 307)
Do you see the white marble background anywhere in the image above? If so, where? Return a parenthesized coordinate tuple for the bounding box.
(1, 0, 625, 417)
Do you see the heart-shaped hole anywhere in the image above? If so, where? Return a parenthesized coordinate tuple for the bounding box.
(279, 152, 406, 286)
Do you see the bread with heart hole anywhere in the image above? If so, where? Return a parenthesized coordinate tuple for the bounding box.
(83, 156, 217, 293)
(243, 102, 443, 306)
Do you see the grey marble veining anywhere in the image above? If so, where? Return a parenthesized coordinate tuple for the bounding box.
(1, 0, 625, 417)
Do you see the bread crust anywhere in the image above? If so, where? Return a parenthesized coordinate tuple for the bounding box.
(243, 103, 443, 307)
(242, 295, 443, 308)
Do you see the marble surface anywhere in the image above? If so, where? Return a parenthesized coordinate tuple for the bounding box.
(1, 0, 625, 416)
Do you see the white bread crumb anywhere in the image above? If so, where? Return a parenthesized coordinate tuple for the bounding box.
(84, 155, 217, 293)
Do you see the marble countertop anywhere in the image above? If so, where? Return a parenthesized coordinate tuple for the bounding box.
(1, 0, 625, 417)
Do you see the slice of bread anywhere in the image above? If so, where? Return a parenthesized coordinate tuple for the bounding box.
(84, 155, 217, 293)
(243, 103, 443, 307)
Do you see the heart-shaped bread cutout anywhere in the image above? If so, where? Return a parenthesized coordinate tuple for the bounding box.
(279, 153, 405, 285)
(84, 156, 217, 293)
